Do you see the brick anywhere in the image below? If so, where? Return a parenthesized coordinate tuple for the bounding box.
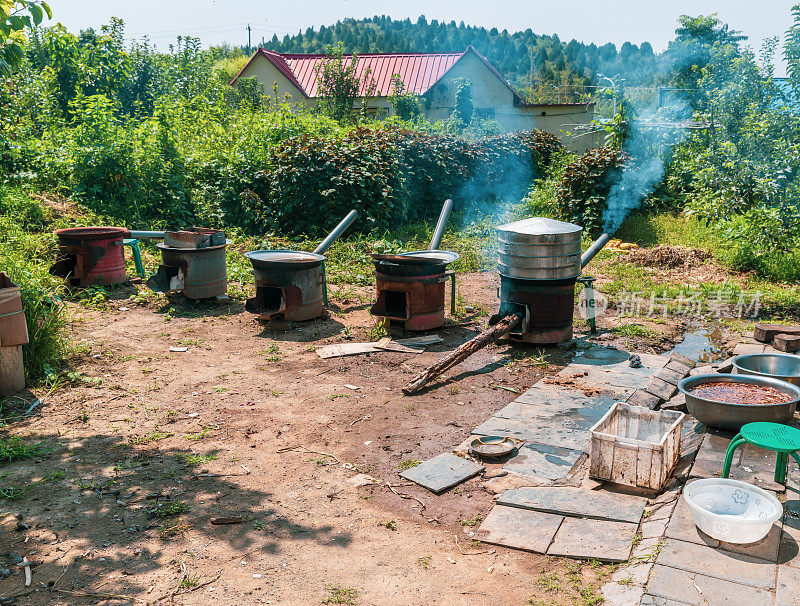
(780, 514, 800, 569)
(655, 366, 687, 386)
(665, 497, 719, 548)
(774, 334, 800, 353)
(754, 323, 800, 343)
(627, 389, 662, 409)
(644, 377, 678, 401)
(667, 352, 695, 370)
(601, 582, 644, 606)
(776, 565, 800, 606)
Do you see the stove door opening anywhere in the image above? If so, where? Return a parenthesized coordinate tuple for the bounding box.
(245, 286, 284, 315)
(370, 289, 410, 320)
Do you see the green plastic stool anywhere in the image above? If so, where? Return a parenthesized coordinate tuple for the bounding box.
(722, 422, 800, 486)
(122, 238, 146, 279)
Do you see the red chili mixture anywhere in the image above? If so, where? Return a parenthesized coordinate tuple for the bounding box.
(689, 381, 792, 405)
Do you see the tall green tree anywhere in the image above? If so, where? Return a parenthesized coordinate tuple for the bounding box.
(0, 0, 51, 76)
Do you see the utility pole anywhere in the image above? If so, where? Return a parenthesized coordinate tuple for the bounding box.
(247, 23, 251, 55)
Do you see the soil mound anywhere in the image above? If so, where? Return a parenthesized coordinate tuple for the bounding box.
(626, 245, 712, 269)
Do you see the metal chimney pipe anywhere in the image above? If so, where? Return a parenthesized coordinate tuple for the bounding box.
(313, 210, 359, 255)
(580, 233, 613, 269)
(429, 198, 453, 250)
(128, 231, 166, 240)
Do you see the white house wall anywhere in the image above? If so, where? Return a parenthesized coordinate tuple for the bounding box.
(234, 51, 598, 152)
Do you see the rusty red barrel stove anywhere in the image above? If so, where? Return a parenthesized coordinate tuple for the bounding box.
(369, 199, 458, 331)
(50, 226, 129, 286)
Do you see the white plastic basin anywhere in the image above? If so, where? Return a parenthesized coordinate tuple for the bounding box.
(683, 478, 783, 544)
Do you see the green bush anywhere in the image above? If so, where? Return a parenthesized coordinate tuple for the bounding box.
(0, 189, 67, 384)
(553, 147, 629, 235)
(247, 127, 563, 236)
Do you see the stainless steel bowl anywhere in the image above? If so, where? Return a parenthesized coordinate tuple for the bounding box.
(733, 353, 800, 387)
(678, 373, 800, 432)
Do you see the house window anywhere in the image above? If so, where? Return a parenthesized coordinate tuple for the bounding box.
(474, 107, 495, 120)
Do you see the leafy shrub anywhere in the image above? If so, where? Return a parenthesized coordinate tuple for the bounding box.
(0, 189, 67, 384)
(554, 147, 629, 235)
(247, 127, 563, 236)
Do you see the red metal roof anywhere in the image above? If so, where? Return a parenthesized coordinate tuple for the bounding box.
(234, 48, 465, 98)
(231, 46, 584, 108)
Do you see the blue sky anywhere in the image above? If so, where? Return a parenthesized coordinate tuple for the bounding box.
(53, 1, 797, 76)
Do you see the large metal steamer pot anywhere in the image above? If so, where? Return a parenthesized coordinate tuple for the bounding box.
(678, 373, 800, 432)
(496, 218, 583, 280)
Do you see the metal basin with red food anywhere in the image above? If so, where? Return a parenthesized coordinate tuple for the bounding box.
(678, 374, 800, 431)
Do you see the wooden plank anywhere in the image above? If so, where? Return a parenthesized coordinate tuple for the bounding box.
(316, 342, 379, 358)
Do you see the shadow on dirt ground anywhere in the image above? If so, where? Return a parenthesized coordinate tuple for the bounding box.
(0, 426, 351, 603)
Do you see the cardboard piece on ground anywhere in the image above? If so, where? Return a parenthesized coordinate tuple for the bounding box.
(547, 516, 638, 562)
(497, 486, 647, 524)
(399, 453, 484, 493)
(316, 342, 379, 358)
(318, 335, 443, 358)
(476, 505, 564, 553)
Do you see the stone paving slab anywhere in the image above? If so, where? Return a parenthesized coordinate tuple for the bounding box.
(475, 505, 563, 553)
(646, 564, 774, 606)
(399, 453, 483, 493)
(718, 523, 781, 562)
(471, 346, 667, 483)
(690, 431, 783, 490)
(497, 486, 646, 524)
(500, 444, 582, 480)
(776, 565, 800, 606)
(657, 538, 777, 589)
(665, 497, 720, 548)
(472, 416, 592, 452)
(780, 514, 800, 568)
(547, 516, 637, 562)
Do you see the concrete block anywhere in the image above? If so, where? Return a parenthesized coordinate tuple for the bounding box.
(476, 505, 563, 553)
(497, 486, 647, 524)
(547, 517, 638, 562)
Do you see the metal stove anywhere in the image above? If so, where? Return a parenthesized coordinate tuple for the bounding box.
(147, 227, 230, 299)
(494, 217, 583, 344)
(370, 200, 458, 331)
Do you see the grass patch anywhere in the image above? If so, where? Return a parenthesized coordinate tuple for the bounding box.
(178, 452, 218, 465)
(322, 584, 358, 605)
(0, 435, 43, 462)
(148, 499, 190, 518)
(398, 459, 421, 472)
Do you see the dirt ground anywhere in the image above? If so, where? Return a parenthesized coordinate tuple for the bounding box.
(0, 271, 693, 605)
